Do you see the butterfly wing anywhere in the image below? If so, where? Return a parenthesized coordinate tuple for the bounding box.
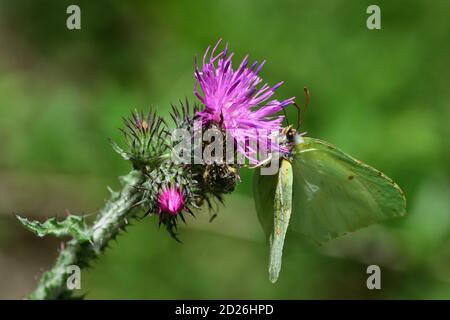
(253, 159, 293, 283)
(290, 137, 406, 244)
(270, 159, 293, 282)
(253, 166, 277, 240)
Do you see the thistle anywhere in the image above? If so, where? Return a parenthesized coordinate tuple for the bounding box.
(157, 186, 189, 241)
(139, 160, 199, 240)
(16, 40, 296, 299)
(15, 40, 405, 298)
(158, 186, 186, 215)
(194, 39, 295, 161)
(111, 109, 170, 171)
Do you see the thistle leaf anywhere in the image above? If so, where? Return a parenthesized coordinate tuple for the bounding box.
(16, 215, 92, 243)
(109, 139, 131, 160)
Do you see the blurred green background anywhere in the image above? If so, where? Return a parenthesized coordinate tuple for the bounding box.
(0, 0, 449, 299)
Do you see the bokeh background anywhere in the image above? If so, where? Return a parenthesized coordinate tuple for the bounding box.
(0, 0, 449, 299)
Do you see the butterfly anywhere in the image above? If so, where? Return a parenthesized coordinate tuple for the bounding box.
(253, 125, 407, 283)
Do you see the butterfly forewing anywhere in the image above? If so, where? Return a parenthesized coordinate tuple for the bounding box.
(269, 159, 293, 283)
(253, 159, 294, 283)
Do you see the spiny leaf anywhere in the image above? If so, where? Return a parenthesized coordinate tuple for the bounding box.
(109, 139, 131, 161)
(16, 215, 92, 243)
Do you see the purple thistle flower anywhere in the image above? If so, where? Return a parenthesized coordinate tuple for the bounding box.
(194, 39, 295, 161)
(158, 186, 185, 216)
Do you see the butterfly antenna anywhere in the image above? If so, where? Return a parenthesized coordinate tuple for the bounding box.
(292, 102, 301, 130)
(303, 86, 310, 109)
(282, 107, 289, 126)
(295, 87, 310, 130)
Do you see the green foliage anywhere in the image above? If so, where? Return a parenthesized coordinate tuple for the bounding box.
(110, 140, 131, 161)
(16, 215, 91, 243)
(23, 170, 144, 299)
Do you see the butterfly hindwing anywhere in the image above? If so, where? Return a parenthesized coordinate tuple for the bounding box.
(253, 167, 277, 240)
(290, 137, 406, 244)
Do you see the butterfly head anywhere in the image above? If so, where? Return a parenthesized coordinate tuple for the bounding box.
(281, 125, 304, 147)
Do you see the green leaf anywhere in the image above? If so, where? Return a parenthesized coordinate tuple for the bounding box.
(16, 215, 92, 242)
(290, 137, 407, 244)
(109, 139, 130, 161)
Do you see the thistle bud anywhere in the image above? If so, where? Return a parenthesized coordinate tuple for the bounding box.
(158, 186, 185, 215)
(111, 110, 169, 171)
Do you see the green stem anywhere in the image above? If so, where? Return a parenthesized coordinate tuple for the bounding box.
(27, 170, 144, 300)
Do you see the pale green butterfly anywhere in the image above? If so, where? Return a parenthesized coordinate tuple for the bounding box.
(253, 126, 407, 283)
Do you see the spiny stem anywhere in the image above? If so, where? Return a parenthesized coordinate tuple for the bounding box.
(27, 170, 144, 300)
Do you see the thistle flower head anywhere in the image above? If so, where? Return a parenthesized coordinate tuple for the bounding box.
(111, 110, 169, 170)
(158, 186, 185, 216)
(194, 40, 295, 160)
